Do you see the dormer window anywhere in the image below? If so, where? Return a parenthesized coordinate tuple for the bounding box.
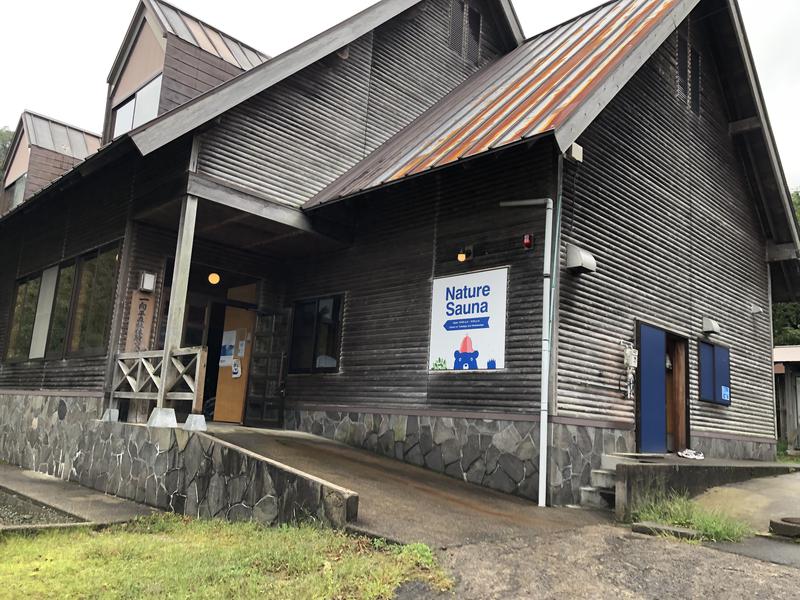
(112, 74, 163, 138)
(5, 174, 26, 211)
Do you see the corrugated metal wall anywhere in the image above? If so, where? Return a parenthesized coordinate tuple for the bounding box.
(556, 18, 774, 439)
(285, 143, 555, 413)
(159, 33, 244, 115)
(196, 0, 509, 209)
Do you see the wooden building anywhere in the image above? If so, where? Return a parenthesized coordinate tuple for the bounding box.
(0, 0, 797, 506)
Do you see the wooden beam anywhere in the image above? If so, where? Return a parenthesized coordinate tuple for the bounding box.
(157, 194, 198, 408)
(729, 116, 762, 136)
(767, 243, 800, 263)
(187, 172, 350, 243)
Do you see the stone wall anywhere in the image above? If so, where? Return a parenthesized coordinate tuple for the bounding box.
(692, 433, 777, 462)
(0, 393, 357, 528)
(287, 409, 637, 506)
(287, 409, 541, 500)
(548, 422, 635, 506)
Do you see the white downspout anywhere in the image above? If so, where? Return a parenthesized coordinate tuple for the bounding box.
(500, 197, 555, 508)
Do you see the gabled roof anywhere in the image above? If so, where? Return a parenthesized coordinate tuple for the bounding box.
(129, 0, 525, 156)
(1, 111, 100, 185)
(306, 0, 699, 208)
(148, 0, 270, 70)
(21, 111, 101, 160)
(108, 0, 269, 89)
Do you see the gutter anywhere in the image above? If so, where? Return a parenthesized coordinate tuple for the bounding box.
(500, 194, 559, 508)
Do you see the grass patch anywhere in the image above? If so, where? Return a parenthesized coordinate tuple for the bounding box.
(0, 514, 452, 599)
(777, 440, 800, 464)
(631, 491, 753, 543)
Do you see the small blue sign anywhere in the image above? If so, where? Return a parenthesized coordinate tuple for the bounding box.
(443, 317, 490, 331)
(721, 386, 730, 403)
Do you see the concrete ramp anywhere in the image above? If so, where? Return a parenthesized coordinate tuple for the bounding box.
(206, 424, 608, 546)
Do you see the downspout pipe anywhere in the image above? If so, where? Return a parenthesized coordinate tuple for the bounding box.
(499, 197, 555, 507)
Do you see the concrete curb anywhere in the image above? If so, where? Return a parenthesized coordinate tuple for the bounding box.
(0, 520, 131, 535)
(632, 521, 703, 540)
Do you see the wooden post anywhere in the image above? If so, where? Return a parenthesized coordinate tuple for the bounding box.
(157, 195, 198, 409)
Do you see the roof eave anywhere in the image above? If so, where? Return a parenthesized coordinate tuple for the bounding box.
(727, 0, 800, 252)
(0, 116, 25, 186)
(498, 0, 525, 46)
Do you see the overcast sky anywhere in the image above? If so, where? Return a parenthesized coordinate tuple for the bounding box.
(1, 0, 797, 188)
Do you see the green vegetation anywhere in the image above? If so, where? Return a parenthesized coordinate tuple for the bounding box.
(0, 515, 451, 599)
(777, 439, 800, 463)
(632, 491, 753, 543)
(0, 126, 13, 167)
(773, 190, 800, 345)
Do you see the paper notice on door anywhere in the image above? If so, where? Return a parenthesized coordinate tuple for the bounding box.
(231, 358, 242, 379)
(238, 340, 247, 357)
(220, 330, 236, 367)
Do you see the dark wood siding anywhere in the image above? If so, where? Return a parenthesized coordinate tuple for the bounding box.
(284, 143, 555, 414)
(556, 17, 774, 439)
(0, 141, 192, 390)
(159, 33, 245, 115)
(196, 0, 512, 210)
(24, 147, 82, 200)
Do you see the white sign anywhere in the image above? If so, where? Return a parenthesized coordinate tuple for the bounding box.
(429, 267, 508, 371)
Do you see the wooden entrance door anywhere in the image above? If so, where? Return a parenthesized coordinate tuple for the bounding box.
(213, 306, 256, 423)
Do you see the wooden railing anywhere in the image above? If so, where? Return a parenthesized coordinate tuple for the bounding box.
(111, 347, 208, 414)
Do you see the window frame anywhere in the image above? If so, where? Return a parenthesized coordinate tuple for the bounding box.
(64, 244, 121, 359)
(698, 340, 731, 406)
(111, 73, 163, 139)
(287, 294, 344, 375)
(4, 274, 43, 363)
(5, 173, 27, 211)
(44, 259, 79, 360)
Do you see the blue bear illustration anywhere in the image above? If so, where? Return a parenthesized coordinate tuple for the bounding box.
(453, 335, 479, 370)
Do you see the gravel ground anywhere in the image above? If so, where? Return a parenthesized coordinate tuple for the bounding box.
(0, 489, 80, 527)
(433, 524, 800, 599)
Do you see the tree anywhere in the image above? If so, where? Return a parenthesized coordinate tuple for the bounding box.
(0, 127, 13, 167)
(773, 190, 800, 346)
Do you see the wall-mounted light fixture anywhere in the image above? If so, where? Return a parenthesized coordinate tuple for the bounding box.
(702, 317, 721, 336)
(750, 303, 764, 315)
(208, 272, 221, 285)
(457, 245, 473, 263)
(139, 272, 156, 293)
(522, 234, 534, 250)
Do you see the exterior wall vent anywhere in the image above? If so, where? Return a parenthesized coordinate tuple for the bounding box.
(565, 244, 596, 274)
(702, 317, 721, 336)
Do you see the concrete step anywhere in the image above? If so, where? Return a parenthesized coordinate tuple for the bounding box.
(600, 453, 666, 470)
(580, 485, 615, 510)
(590, 468, 616, 490)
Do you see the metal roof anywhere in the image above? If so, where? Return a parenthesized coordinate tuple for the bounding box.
(129, 0, 525, 156)
(774, 346, 800, 364)
(149, 0, 270, 70)
(22, 111, 101, 160)
(306, 0, 699, 209)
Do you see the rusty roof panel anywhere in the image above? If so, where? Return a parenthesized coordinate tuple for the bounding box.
(307, 0, 696, 209)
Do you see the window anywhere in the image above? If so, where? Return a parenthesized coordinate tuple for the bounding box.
(699, 341, 731, 406)
(449, 1, 481, 64)
(45, 263, 76, 358)
(6, 276, 41, 361)
(3, 245, 119, 363)
(112, 74, 163, 138)
(68, 247, 119, 355)
(289, 296, 343, 373)
(5, 174, 27, 211)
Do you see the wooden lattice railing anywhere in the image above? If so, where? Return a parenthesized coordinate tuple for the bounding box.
(111, 347, 208, 414)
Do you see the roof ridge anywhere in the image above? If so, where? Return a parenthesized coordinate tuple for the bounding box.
(21, 110, 101, 139)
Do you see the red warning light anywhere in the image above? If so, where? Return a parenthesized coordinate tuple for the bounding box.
(522, 234, 533, 250)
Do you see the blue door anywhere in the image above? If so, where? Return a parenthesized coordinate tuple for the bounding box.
(639, 324, 667, 453)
